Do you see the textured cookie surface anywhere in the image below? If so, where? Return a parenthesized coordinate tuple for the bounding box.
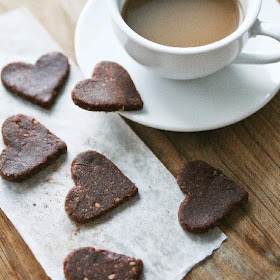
(0, 114, 67, 181)
(72, 61, 143, 111)
(177, 160, 248, 233)
(65, 150, 138, 223)
(64, 247, 143, 280)
(1, 52, 70, 108)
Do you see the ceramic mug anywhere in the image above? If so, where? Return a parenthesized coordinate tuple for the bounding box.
(106, 0, 280, 80)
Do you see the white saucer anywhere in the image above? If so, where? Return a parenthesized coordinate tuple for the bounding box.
(75, 0, 280, 132)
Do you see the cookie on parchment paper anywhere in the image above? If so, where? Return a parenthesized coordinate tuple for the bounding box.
(1, 52, 70, 108)
(65, 150, 138, 223)
(0, 114, 67, 181)
(64, 247, 143, 280)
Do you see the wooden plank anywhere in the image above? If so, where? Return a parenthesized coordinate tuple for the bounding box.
(0, 0, 280, 279)
(128, 95, 280, 280)
(0, 211, 49, 280)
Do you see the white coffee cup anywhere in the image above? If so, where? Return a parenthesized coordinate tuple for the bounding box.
(106, 0, 280, 80)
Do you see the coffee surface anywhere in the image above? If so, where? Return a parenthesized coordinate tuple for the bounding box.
(122, 0, 240, 47)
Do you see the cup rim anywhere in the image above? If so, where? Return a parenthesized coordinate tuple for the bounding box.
(107, 0, 262, 54)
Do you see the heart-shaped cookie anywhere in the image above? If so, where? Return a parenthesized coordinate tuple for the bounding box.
(65, 150, 138, 223)
(1, 52, 70, 108)
(0, 114, 67, 182)
(177, 160, 248, 233)
(64, 247, 143, 280)
(72, 61, 143, 112)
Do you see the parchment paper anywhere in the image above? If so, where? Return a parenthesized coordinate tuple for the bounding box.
(0, 8, 226, 280)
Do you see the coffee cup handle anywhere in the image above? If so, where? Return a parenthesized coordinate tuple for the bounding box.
(234, 19, 280, 64)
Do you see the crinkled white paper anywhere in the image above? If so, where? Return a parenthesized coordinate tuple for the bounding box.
(0, 8, 226, 280)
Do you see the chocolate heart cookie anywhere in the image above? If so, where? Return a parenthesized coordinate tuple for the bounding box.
(65, 150, 138, 223)
(1, 52, 70, 108)
(177, 160, 248, 233)
(0, 114, 67, 181)
(63, 247, 143, 280)
(72, 61, 143, 111)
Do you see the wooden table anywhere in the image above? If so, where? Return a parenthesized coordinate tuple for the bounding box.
(0, 0, 279, 279)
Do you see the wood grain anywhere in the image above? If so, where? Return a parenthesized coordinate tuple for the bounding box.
(0, 0, 280, 279)
(128, 95, 280, 280)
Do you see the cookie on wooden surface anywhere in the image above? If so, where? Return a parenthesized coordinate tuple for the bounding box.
(177, 160, 248, 233)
